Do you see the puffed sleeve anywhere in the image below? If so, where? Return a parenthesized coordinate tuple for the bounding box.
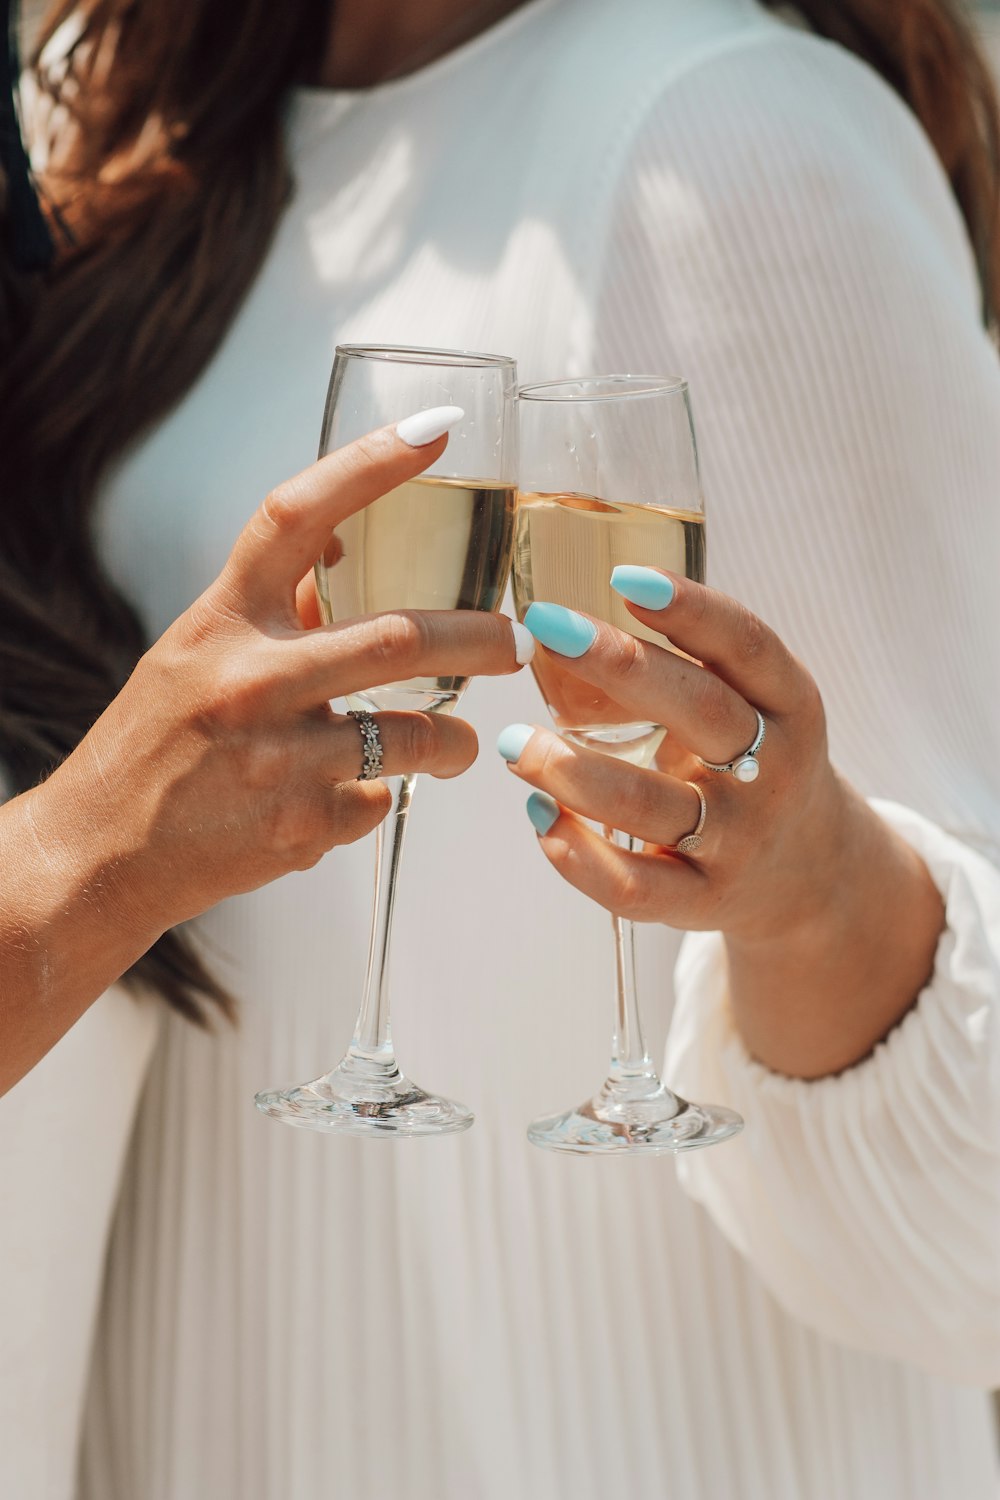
(589, 29, 1000, 1382)
(667, 803, 1000, 1385)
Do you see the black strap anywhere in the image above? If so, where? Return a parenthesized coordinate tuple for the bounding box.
(1, 0, 55, 271)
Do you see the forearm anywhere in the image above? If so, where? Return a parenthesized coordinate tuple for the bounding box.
(0, 785, 164, 1096)
(724, 784, 945, 1079)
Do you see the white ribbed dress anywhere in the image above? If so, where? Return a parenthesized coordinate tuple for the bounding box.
(6, 1, 999, 1496)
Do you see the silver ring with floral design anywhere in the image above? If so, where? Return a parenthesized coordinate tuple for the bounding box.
(347, 710, 384, 780)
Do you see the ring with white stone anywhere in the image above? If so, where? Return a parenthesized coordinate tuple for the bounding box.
(347, 709, 384, 780)
(669, 781, 708, 856)
(697, 710, 766, 784)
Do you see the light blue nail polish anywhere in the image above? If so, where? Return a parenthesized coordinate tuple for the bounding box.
(497, 723, 535, 763)
(526, 791, 560, 836)
(610, 565, 675, 610)
(523, 601, 597, 658)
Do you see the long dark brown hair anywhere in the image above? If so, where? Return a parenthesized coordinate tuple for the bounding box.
(0, 0, 997, 1022)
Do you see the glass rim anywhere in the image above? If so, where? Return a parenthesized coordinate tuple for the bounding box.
(518, 373, 688, 403)
(335, 342, 516, 369)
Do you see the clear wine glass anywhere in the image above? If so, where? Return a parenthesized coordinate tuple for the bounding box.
(255, 344, 518, 1135)
(513, 375, 743, 1153)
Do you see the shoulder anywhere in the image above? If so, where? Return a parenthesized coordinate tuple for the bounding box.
(533, 0, 784, 118)
(605, 24, 979, 306)
(527, 3, 980, 309)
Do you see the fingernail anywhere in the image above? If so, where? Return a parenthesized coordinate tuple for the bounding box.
(497, 723, 535, 763)
(610, 566, 675, 610)
(508, 619, 536, 665)
(523, 601, 596, 658)
(395, 404, 465, 447)
(526, 791, 560, 836)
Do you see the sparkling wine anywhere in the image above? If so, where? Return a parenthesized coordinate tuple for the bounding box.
(511, 491, 706, 763)
(316, 474, 517, 714)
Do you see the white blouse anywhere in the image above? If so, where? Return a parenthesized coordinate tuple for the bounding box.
(3, 1, 998, 1496)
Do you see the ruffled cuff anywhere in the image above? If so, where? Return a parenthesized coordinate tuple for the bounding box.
(664, 799, 1000, 1385)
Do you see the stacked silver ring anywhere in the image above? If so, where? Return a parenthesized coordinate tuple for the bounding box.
(347, 709, 384, 780)
(698, 709, 766, 783)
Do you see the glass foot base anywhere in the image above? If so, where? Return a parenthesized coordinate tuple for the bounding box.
(255, 1058, 473, 1138)
(528, 1087, 742, 1155)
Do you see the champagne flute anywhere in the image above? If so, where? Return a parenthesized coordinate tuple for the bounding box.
(256, 344, 518, 1135)
(512, 375, 743, 1153)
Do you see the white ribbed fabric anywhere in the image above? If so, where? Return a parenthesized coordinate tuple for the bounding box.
(669, 802, 1000, 1385)
(0, 988, 158, 1500)
(39, 0, 997, 1496)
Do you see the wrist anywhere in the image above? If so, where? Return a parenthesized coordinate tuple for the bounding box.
(0, 779, 166, 1095)
(20, 771, 167, 956)
(723, 768, 863, 952)
(723, 790, 945, 1078)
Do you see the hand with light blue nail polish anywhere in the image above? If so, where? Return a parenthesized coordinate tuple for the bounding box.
(507, 379, 748, 1156)
(526, 791, 560, 835)
(506, 525, 950, 1102)
(610, 565, 675, 611)
(523, 601, 597, 658)
(497, 723, 536, 763)
(506, 372, 955, 1136)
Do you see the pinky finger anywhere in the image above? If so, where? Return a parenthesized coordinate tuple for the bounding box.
(526, 793, 704, 925)
(323, 778, 394, 847)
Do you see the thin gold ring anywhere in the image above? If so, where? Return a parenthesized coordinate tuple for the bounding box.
(669, 782, 707, 856)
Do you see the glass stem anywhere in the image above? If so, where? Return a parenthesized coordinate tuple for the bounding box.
(605, 826, 660, 1088)
(346, 773, 417, 1078)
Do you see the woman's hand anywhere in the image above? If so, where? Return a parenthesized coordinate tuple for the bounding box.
(25, 419, 528, 940)
(499, 569, 944, 1078)
(2, 414, 536, 1093)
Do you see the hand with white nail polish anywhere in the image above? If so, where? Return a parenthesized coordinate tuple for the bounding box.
(253, 346, 528, 1134)
(2, 414, 529, 1092)
(395, 404, 466, 447)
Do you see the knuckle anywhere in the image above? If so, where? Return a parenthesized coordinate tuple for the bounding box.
(369, 611, 429, 673)
(692, 671, 733, 739)
(616, 868, 655, 922)
(362, 781, 394, 823)
(350, 430, 392, 469)
(262, 798, 319, 865)
(323, 781, 392, 847)
(531, 732, 565, 783)
(236, 735, 293, 793)
(175, 599, 218, 650)
(200, 659, 268, 730)
(398, 711, 438, 767)
(683, 580, 712, 627)
(619, 773, 661, 834)
(262, 478, 305, 536)
(292, 846, 325, 872)
(175, 588, 244, 649)
(731, 605, 769, 665)
(611, 629, 647, 686)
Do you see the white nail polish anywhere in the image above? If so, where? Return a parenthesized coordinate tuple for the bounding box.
(395, 404, 465, 447)
(509, 620, 535, 665)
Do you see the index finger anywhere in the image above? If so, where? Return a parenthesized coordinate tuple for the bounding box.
(609, 567, 807, 713)
(221, 407, 463, 619)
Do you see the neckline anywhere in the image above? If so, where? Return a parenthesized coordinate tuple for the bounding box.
(293, 0, 558, 109)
